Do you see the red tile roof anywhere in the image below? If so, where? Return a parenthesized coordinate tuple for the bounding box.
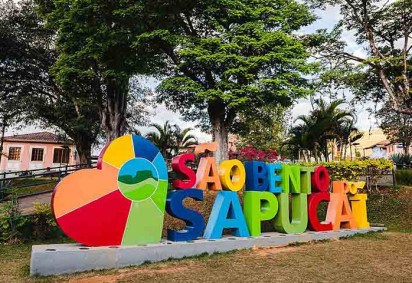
(3, 132, 73, 144)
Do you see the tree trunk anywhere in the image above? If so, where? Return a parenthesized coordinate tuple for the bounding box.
(71, 132, 94, 168)
(0, 117, 7, 162)
(77, 146, 92, 167)
(403, 142, 410, 154)
(210, 116, 229, 165)
(101, 79, 128, 142)
(208, 101, 230, 164)
(341, 144, 348, 160)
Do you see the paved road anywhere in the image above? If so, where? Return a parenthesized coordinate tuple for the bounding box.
(18, 192, 53, 215)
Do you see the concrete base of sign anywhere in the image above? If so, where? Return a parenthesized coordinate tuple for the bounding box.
(31, 227, 384, 276)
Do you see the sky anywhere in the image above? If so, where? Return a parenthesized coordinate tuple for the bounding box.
(6, 3, 382, 145)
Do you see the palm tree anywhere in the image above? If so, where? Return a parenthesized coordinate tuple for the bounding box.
(335, 119, 363, 160)
(145, 121, 176, 159)
(145, 121, 198, 159)
(286, 99, 356, 162)
(172, 125, 198, 154)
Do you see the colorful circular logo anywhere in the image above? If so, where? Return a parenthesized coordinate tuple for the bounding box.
(52, 135, 168, 246)
(118, 158, 159, 201)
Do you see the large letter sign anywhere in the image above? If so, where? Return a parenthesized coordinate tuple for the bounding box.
(52, 135, 371, 247)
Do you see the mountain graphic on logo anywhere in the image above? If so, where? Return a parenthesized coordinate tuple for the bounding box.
(118, 169, 159, 200)
(118, 170, 158, 185)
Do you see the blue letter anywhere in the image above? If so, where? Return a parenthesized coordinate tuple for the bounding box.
(204, 191, 250, 239)
(245, 161, 269, 191)
(166, 189, 205, 241)
(267, 163, 282, 193)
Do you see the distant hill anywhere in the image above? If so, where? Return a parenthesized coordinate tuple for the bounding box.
(118, 170, 157, 185)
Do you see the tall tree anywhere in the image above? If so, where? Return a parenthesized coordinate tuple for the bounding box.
(308, 0, 412, 115)
(135, 0, 319, 162)
(0, 0, 100, 164)
(335, 119, 363, 160)
(377, 102, 412, 154)
(172, 125, 198, 155)
(145, 121, 176, 159)
(232, 106, 290, 152)
(35, 0, 163, 141)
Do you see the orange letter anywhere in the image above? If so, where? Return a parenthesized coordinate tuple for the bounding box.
(326, 181, 357, 230)
(194, 143, 222, 191)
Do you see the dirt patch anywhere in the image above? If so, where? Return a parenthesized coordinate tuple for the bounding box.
(68, 265, 189, 283)
(252, 245, 302, 256)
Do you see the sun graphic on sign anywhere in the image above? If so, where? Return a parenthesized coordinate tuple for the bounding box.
(51, 135, 168, 246)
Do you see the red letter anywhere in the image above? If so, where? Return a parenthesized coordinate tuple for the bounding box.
(172, 154, 196, 189)
(308, 193, 333, 231)
(311, 166, 330, 192)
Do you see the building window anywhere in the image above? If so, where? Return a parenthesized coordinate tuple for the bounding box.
(8, 147, 21, 161)
(53, 148, 70, 164)
(31, 148, 44, 161)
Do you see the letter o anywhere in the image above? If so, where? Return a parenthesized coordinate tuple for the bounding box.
(219, 160, 246, 192)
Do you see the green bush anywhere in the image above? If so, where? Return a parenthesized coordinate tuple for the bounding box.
(30, 203, 61, 240)
(0, 201, 63, 244)
(395, 169, 412, 186)
(390, 153, 412, 168)
(0, 196, 27, 243)
(301, 159, 394, 189)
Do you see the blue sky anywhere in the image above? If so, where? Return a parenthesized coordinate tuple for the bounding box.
(8, 4, 381, 144)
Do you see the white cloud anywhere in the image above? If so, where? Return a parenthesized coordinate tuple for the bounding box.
(291, 99, 312, 122)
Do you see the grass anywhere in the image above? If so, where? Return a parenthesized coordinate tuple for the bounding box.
(367, 185, 412, 232)
(0, 232, 410, 282)
(0, 186, 411, 282)
(4, 178, 58, 198)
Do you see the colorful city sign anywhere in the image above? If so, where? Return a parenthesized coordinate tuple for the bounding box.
(52, 135, 369, 246)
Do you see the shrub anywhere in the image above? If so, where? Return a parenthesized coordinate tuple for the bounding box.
(230, 145, 279, 162)
(0, 195, 27, 244)
(390, 153, 412, 168)
(30, 203, 61, 240)
(395, 169, 412, 186)
(0, 201, 64, 244)
(301, 159, 394, 190)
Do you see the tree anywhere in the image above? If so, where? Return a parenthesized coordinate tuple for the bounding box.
(138, 0, 319, 163)
(145, 121, 176, 159)
(145, 121, 198, 159)
(0, 0, 102, 164)
(376, 103, 412, 154)
(308, 0, 412, 115)
(0, 0, 42, 155)
(232, 106, 290, 152)
(335, 119, 363, 160)
(172, 125, 198, 155)
(35, 0, 163, 141)
(287, 99, 356, 161)
(1, 1, 152, 163)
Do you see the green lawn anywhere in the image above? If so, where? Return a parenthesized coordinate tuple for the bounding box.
(0, 186, 410, 282)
